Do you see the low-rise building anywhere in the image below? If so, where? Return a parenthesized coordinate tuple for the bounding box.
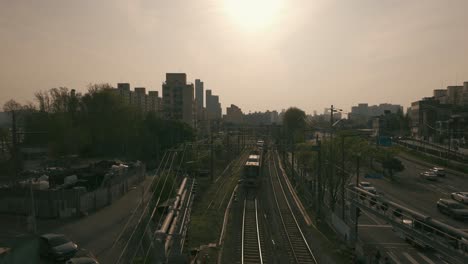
(225, 104, 243, 124)
(409, 97, 452, 140)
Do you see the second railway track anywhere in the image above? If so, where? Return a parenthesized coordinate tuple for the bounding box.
(242, 198, 265, 264)
(269, 151, 318, 264)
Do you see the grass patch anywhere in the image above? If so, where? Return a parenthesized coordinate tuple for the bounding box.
(185, 151, 245, 260)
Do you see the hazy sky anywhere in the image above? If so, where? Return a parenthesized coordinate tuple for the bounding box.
(1, 0, 468, 114)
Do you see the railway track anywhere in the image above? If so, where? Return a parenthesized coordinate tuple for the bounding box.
(242, 198, 265, 264)
(269, 152, 318, 264)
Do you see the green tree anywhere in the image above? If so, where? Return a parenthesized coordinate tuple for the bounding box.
(283, 107, 306, 143)
(382, 157, 404, 180)
(20, 84, 194, 165)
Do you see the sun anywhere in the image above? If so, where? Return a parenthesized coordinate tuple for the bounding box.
(224, 0, 283, 30)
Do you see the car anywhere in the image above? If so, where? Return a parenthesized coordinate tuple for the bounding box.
(436, 199, 468, 220)
(451, 192, 468, 204)
(358, 181, 377, 194)
(420, 171, 438, 181)
(39, 234, 78, 261)
(66, 257, 100, 264)
(431, 167, 446, 177)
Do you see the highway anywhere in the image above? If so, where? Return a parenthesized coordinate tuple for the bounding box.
(361, 155, 468, 230)
(356, 153, 468, 263)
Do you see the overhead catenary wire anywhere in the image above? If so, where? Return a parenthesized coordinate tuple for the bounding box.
(114, 150, 174, 262)
(141, 145, 189, 263)
(132, 145, 188, 263)
(115, 150, 178, 264)
(111, 150, 169, 250)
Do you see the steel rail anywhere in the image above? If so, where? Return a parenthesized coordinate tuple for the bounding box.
(269, 152, 318, 264)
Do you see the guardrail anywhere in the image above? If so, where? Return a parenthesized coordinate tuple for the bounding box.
(348, 187, 468, 264)
(396, 139, 468, 163)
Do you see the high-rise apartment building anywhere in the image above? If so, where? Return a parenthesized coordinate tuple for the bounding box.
(206, 89, 222, 120)
(115, 83, 161, 114)
(432, 82, 468, 106)
(195, 79, 205, 123)
(195, 79, 204, 111)
(133, 87, 147, 110)
(116, 83, 132, 105)
(162, 73, 195, 126)
(147, 91, 161, 114)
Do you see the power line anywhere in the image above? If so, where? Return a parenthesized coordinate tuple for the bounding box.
(115, 150, 177, 264)
(133, 145, 188, 263)
(111, 151, 170, 250)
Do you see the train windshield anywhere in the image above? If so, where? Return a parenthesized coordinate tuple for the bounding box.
(244, 165, 259, 178)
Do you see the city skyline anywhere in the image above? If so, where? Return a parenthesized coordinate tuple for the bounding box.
(2, 2, 468, 262)
(2, 1, 468, 113)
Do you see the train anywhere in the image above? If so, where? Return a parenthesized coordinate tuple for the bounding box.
(242, 140, 265, 188)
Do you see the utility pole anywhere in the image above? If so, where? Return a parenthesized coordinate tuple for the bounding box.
(317, 137, 322, 218)
(355, 154, 361, 240)
(210, 132, 214, 182)
(341, 136, 345, 220)
(29, 182, 37, 234)
(237, 130, 241, 154)
(291, 143, 295, 181)
(330, 105, 335, 138)
(11, 110, 19, 177)
(447, 125, 451, 166)
(226, 130, 230, 160)
(243, 127, 246, 149)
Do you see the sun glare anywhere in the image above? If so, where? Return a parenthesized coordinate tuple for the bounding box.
(224, 0, 283, 30)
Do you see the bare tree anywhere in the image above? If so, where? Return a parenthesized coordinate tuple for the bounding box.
(2, 99, 23, 176)
(49, 87, 70, 113)
(35, 90, 51, 112)
(3, 99, 23, 113)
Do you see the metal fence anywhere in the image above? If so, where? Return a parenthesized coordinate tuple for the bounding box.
(0, 164, 145, 219)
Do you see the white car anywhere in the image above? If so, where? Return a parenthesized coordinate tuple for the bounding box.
(420, 171, 438, 181)
(358, 181, 377, 194)
(431, 167, 446, 177)
(451, 192, 468, 204)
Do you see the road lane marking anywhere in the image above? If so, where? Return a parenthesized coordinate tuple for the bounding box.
(367, 242, 408, 246)
(417, 252, 436, 264)
(387, 251, 401, 264)
(358, 224, 392, 228)
(403, 252, 420, 264)
(362, 210, 383, 225)
(426, 183, 449, 195)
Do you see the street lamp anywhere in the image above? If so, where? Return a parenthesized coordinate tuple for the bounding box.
(354, 152, 361, 241)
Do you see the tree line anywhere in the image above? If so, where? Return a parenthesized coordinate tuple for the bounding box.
(280, 107, 404, 213)
(2, 84, 194, 174)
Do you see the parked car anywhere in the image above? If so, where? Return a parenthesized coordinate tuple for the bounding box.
(420, 171, 438, 181)
(39, 234, 78, 261)
(66, 257, 99, 264)
(436, 199, 468, 220)
(431, 167, 446, 177)
(358, 181, 377, 194)
(451, 192, 468, 204)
